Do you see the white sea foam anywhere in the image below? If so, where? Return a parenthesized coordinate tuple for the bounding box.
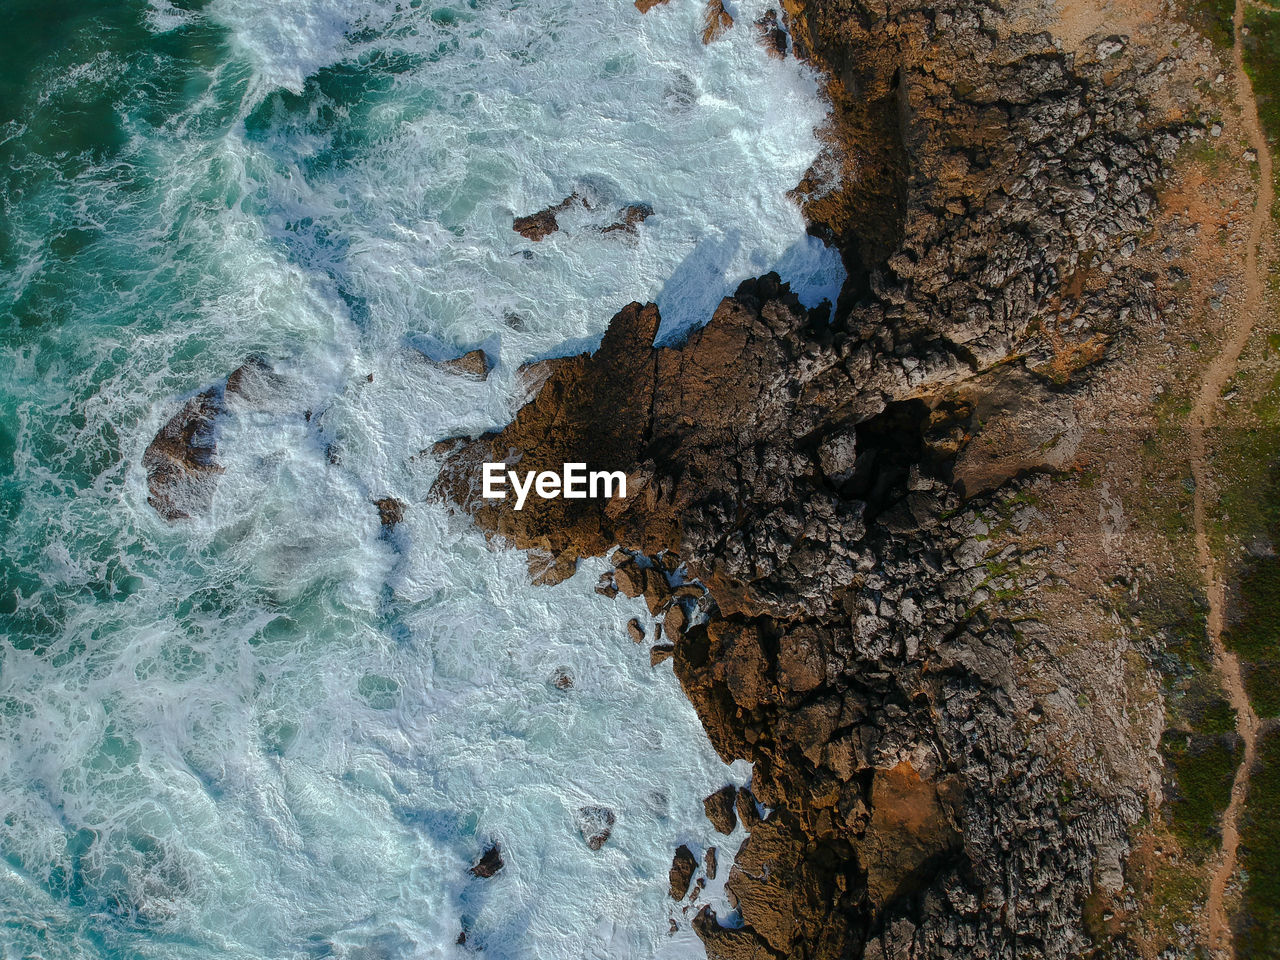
(0, 1, 842, 957)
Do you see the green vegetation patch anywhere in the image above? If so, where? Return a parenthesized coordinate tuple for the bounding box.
(1243, 9, 1280, 161)
(1236, 726, 1280, 956)
(1183, 0, 1235, 50)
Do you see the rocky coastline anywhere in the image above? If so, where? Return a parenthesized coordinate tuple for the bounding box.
(142, 0, 1272, 955)
(431, 0, 1246, 956)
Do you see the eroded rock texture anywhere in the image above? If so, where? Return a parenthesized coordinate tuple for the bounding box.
(433, 0, 1218, 954)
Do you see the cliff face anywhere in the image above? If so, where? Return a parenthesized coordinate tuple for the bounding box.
(431, 0, 1250, 955)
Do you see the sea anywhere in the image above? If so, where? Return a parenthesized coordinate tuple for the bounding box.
(0, 1, 843, 957)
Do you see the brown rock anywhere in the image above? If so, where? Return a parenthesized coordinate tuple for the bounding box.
(596, 573, 619, 598)
(373, 497, 405, 530)
(701, 0, 733, 43)
(144, 389, 225, 521)
(614, 557, 645, 598)
(513, 193, 585, 241)
(552, 667, 574, 690)
(855, 763, 961, 909)
(754, 9, 787, 58)
(441, 349, 492, 380)
(775, 625, 825, 694)
(669, 844, 698, 900)
(224, 355, 278, 402)
(664, 603, 687, 640)
(650, 643, 675, 666)
(644, 571, 672, 615)
(635, 0, 668, 10)
(577, 805, 616, 850)
(602, 203, 654, 236)
(705, 846, 718, 880)
(703, 785, 738, 834)
(735, 787, 761, 830)
(528, 549, 577, 586)
(627, 617, 645, 643)
(470, 843, 504, 878)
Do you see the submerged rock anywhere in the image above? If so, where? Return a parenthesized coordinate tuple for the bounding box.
(601, 203, 654, 236)
(755, 9, 787, 58)
(577, 805, 616, 850)
(144, 356, 281, 521)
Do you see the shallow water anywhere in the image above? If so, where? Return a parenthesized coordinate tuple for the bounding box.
(0, 1, 842, 957)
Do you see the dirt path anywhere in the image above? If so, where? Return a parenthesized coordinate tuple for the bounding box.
(1244, 0, 1280, 13)
(1190, 1, 1274, 955)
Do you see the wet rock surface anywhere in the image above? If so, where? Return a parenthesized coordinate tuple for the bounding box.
(432, 0, 1220, 952)
(670, 844, 699, 900)
(144, 356, 280, 521)
(470, 843, 504, 878)
(577, 805, 616, 851)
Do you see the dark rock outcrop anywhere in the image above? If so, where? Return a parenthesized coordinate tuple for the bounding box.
(144, 356, 279, 521)
(374, 497, 406, 530)
(470, 843, 504, 878)
(430, 0, 1218, 954)
(704, 785, 739, 835)
(670, 844, 699, 900)
(514, 193, 587, 241)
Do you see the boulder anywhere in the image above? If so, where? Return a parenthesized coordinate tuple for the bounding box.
(669, 844, 698, 900)
(703, 785, 738, 834)
(577, 805, 616, 850)
(470, 843, 504, 878)
(373, 497, 405, 530)
(513, 193, 586, 241)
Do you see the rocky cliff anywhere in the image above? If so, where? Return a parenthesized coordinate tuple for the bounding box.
(431, 0, 1261, 955)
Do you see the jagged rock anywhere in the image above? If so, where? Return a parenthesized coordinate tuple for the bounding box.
(644, 572, 672, 615)
(602, 203, 654, 235)
(705, 845, 718, 880)
(650, 643, 675, 666)
(373, 497, 405, 530)
(703, 785, 738, 835)
(441, 349, 492, 380)
(144, 357, 281, 521)
(513, 193, 586, 240)
(669, 844, 698, 900)
(470, 843, 504, 878)
(614, 557, 645, 598)
(577, 806, 616, 850)
(701, 0, 733, 44)
(664, 603, 687, 640)
(755, 9, 787, 57)
(635, 0, 668, 10)
(551, 667, 574, 690)
(627, 617, 645, 643)
(736, 787, 761, 830)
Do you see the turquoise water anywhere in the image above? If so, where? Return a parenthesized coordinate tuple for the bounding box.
(0, 1, 840, 957)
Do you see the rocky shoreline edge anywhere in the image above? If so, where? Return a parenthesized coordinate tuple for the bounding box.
(145, 0, 1266, 955)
